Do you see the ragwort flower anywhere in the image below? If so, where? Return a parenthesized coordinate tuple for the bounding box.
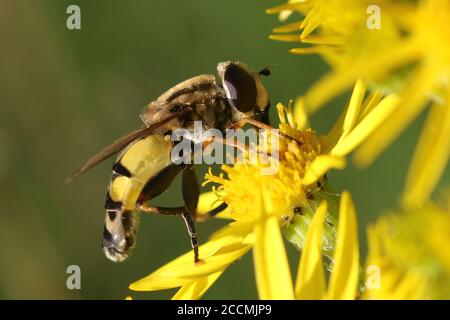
(129, 81, 394, 299)
(268, 0, 450, 208)
(364, 197, 450, 299)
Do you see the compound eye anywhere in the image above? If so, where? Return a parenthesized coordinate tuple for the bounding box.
(223, 64, 257, 113)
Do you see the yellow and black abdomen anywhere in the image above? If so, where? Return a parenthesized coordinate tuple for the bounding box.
(102, 134, 175, 262)
(105, 135, 174, 211)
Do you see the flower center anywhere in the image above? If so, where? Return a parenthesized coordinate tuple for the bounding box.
(204, 105, 325, 222)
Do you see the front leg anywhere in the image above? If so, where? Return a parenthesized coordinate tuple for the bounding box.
(231, 118, 302, 145)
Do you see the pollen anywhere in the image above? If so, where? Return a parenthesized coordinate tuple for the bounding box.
(204, 103, 326, 222)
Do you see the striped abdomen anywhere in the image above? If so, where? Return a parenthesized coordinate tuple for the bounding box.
(102, 135, 173, 262)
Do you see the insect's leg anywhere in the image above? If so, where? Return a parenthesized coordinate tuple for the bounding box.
(231, 118, 302, 145)
(195, 202, 229, 222)
(137, 203, 201, 264)
(137, 204, 185, 215)
(230, 118, 273, 131)
(181, 210, 201, 264)
(137, 163, 185, 206)
(136, 164, 202, 264)
(181, 166, 202, 263)
(180, 164, 229, 222)
(182, 165, 199, 219)
(203, 136, 247, 154)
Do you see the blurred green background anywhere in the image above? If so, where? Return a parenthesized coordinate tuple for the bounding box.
(0, 0, 448, 299)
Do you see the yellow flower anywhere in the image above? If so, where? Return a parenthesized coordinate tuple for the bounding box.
(130, 225, 254, 299)
(129, 83, 394, 299)
(364, 198, 450, 299)
(294, 191, 450, 300)
(130, 189, 293, 300)
(268, 0, 450, 208)
(206, 80, 398, 220)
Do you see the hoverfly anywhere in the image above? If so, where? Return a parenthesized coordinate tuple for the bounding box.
(69, 61, 279, 263)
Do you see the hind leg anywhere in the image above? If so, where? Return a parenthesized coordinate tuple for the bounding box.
(137, 165, 227, 263)
(137, 203, 201, 264)
(137, 203, 227, 264)
(136, 165, 202, 263)
(181, 165, 202, 263)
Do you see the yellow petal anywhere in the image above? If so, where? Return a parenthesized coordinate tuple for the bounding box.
(159, 243, 251, 279)
(130, 233, 247, 291)
(331, 94, 399, 157)
(172, 271, 224, 300)
(278, 10, 293, 22)
(302, 155, 346, 185)
(268, 34, 300, 42)
(295, 201, 327, 299)
(130, 276, 191, 291)
(197, 191, 219, 214)
(253, 189, 294, 299)
(272, 21, 303, 33)
(276, 102, 287, 125)
(209, 221, 253, 242)
(325, 103, 348, 150)
(341, 79, 366, 139)
(196, 191, 232, 219)
(305, 39, 420, 112)
(327, 192, 359, 300)
(327, 79, 366, 153)
(359, 90, 384, 120)
(354, 63, 436, 167)
(293, 97, 309, 130)
(300, 5, 325, 39)
(289, 46, 334, 55)
(391, 271, 426, 300)
(301, 35, 344, 46)
(403, 99, 450, 208)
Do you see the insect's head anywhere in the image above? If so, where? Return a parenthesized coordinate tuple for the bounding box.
(217, 61, 270, 124)
(102, 210, 138, 262)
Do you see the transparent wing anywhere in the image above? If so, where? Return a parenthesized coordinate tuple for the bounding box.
(66, 108, 189, 183)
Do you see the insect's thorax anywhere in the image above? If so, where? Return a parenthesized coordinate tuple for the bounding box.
(139, 74, 233, 134)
